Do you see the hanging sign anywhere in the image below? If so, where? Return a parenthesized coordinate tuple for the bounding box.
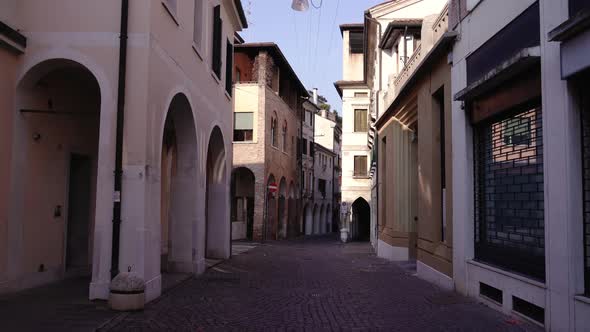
(268, 182, 278, 193)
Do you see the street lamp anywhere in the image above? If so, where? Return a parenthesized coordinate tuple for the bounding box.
(291, 0, 322, 12)
(291, 0, 309, 11)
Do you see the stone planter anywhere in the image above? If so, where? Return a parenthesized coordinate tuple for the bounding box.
(340, 228, 349, 243)
(109, 272, 146, 311)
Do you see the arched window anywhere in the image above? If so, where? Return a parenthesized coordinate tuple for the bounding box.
(282, 121, 288, 152)
(271, 115, 278, 147)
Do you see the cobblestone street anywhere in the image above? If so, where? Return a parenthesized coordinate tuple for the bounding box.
(98, 236, 539, 331)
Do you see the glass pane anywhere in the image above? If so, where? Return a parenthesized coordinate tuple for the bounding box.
(235, 112, 253, 130)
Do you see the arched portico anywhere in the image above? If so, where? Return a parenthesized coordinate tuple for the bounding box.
(313, 204, 320, 234)
(160, 93, 198, 273)
(231, 167, 255, 240)
(10, 58, 103, 290)
(205, 126, 229, 259)
(277, 178, 287, 239)
(320, 205, 326, 234)
(304, 203, 313, 235)
(352, 198, 371, 241)
(265, 174, 277, 240)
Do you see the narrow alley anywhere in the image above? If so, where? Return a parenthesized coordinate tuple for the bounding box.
(97, 237, 538, 331)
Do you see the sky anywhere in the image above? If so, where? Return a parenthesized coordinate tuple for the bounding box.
(240, 0, 384, 114)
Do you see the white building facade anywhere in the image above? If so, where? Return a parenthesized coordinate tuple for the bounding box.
(0, 0, 246, 303)
(450, 0, 590, 329)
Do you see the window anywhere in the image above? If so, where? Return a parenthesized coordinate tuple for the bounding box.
(354, 109, 368, 132)
(225, 39, 233, 95)
(318, 179, 326, 198)
(350, 31, 363, 54)
(193, 0, 203, 48)
(212, 5, 222, 78)
(282, 122, 287, 151)
(236, 69, 241, 83)
(271, 116, 278, 147)
(302, 138, 308, 155)
(354, 156, 367, 177)
(474, 107, 545, 281)
(354, 92, 368, 98)
(234, 112, 253, 141)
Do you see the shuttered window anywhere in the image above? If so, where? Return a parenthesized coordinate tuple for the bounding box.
(350, 31, 363, 54)
(234, 112, 253, 142)
(225, 39, 233, 95)
(193, 0, 204, 50)
(354, 109, 368, 132)
(354, 156, 367, 177)
(212, 5, 222, 78)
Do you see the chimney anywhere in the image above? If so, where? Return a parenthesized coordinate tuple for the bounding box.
(312, 88, 318, 106)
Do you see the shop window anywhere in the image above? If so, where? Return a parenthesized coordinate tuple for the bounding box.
(234, 112, 253, 142)
(354, 109, 368, 132)
(474, 106, 545, 281)
(354, 155, 368, 177)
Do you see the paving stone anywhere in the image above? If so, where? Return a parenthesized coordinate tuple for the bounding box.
(100, 236, 542, 332)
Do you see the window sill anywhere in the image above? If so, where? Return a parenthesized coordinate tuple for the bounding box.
(574, 295, 590, 305)
(192, 44, 203, 61)
(161, 2, 180, 26)
(353, 175, 370, 179)
(466, 259, 546, 289)
(233, 141, 256, 144)
(211, 71, 221, 85)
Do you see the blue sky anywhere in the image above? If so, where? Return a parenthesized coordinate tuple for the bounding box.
(240, 0, 384, 114)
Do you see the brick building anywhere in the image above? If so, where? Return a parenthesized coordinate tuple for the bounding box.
(231, 43, 308, 241)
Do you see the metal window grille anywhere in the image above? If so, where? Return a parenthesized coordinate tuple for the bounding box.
(581, 96, 590, 295)
(474, 106, 545, 281)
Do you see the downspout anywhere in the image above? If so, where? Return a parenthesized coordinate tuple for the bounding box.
(111, 0, 129, 279)
(365, 13, 383, 246)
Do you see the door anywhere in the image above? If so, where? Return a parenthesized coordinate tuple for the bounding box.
(246, 197, 254, 240)
(66, 154, 91, 269)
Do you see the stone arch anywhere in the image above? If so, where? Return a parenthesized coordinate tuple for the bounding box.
(205, 126, 229, 259)
(11, 58, 104, 288)
(160, 93, 198, 273)
(320, 204, 326, 234)
(278, 177, 288, 239)
(352, 197, 371, 241)
(326, 204, 332, 233)
(265, 174, 277, 240)
(287, 182, 296, 238)
(231, 167, 255, 241)
(313, 204, 320, 235)
(304, 203, 313, 235)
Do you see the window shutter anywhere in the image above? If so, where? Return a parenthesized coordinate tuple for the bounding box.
(225, 39, 233, 94)
(212, 5, 222, 77)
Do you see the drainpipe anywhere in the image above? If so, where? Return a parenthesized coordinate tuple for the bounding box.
(111, 0, 129, 279)
(364, 13, 383, 246)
